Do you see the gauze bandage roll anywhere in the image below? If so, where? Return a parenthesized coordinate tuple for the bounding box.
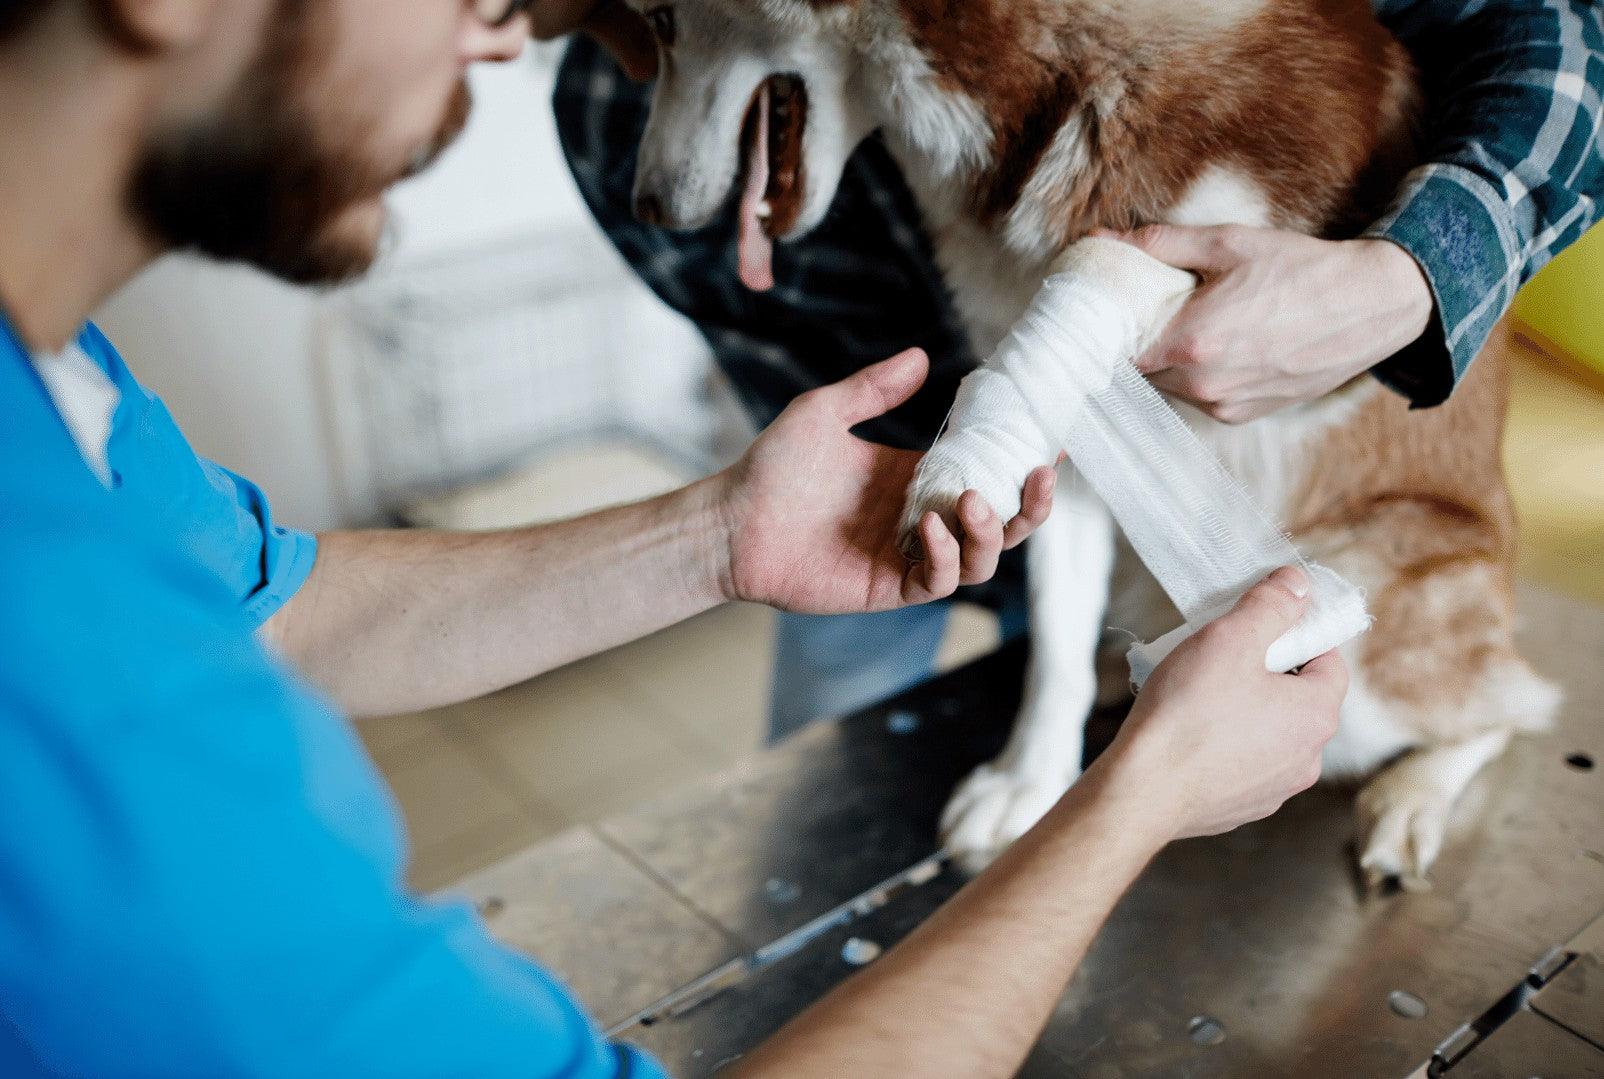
(905, 238, 1370, 685)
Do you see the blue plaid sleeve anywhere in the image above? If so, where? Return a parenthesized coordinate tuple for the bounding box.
(1367, 0, 1604, 405)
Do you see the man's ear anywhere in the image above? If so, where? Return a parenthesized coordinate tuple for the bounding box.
(93, 0, 221, 51)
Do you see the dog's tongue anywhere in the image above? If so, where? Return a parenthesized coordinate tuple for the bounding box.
(737, 82, 775, 292)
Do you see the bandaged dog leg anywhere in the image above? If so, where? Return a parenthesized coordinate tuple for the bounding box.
(902, 236, 1371, 683)
(901, 237, 1195, 534)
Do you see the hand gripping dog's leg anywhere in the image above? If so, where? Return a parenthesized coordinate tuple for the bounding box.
(901, 236, 1370, 684)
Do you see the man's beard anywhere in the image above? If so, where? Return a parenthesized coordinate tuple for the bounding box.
(129, 21, 471, 285)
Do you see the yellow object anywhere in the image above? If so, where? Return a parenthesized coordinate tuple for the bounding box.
(1512, 222, 1604, 380)
(1503, 333, 1604, 607)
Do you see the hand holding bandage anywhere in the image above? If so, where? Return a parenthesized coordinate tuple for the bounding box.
(899, 237, 1371, 683)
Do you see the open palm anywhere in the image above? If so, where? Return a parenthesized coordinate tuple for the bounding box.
(720, 350, 1055, 615)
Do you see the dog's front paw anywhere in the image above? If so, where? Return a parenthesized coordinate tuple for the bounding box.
(1355, 774, 1456, 892)
(941, 763, 1073, 871)
(897, 438, 1000, 557)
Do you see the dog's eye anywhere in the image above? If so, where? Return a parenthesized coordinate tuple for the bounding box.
(646, 6, 675, 46)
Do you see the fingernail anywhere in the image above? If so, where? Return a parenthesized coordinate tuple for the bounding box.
(1284, 567, 1311, 598)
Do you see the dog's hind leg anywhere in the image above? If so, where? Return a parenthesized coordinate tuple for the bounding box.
(1330, 544, 1562, 890)
(942, 469, 1113, 866)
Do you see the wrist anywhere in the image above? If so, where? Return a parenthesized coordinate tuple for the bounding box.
(1046, 738, 1178, 858)
(669, 472, 742, 606)
(700, 468, 746, 604)
(1363, 238, 1434, 347)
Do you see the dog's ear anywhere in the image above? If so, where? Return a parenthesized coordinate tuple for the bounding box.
(583, 0, 658, 82)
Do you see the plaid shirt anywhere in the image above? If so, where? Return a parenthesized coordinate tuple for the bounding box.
(555, 0, 1604, 427)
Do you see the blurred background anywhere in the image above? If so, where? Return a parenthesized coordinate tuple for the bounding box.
(92, 49, 1604, 890)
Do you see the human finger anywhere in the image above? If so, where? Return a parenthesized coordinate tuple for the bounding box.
(905, 511, 960, 602)
(1211, 566, 1312, 655)
(823, 349, 930, 427)
(1002, 466, 1056, 548)
(955, 491, 1003, 585)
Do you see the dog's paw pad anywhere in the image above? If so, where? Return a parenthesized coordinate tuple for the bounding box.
(941, 764, 1072, 869)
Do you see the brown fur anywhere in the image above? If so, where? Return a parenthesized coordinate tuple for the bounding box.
(895, 0, 1417, 241)
(1291, 331, 1532, 731)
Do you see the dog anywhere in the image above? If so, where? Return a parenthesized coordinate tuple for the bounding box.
(625, 0, 1562, 889)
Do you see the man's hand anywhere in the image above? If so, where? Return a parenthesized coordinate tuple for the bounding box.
(715, 349, 1056, 615)
(528, 0, 657, 81)
(1100, 566, 1348, 842)
(1114, 225, 1434, 423)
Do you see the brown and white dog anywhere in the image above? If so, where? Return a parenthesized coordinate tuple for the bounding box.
(626, 0, 1561, 888)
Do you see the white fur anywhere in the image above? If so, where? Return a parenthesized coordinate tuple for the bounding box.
(1002, 120, 1092, 260)
(857, 14, 993, 182)
(630, 1, 873, 239)
(942, 474, 1115, 859)
(1167, 165, 1275, 228)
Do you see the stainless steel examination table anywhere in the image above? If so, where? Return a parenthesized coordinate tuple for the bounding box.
(447, 586, 1604, 1077)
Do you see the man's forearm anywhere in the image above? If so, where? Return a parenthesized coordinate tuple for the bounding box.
(735, 758, 1162, 1079)
(262, 477, 733, 717)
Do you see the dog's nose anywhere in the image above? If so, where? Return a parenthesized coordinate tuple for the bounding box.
(635, 193, 665, 226)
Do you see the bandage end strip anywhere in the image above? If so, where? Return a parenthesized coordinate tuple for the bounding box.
(1127, 562, 1372, 689)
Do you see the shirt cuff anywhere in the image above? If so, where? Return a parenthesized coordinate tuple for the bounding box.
(1363, 163, 1521, 409)
(242, 527, 318, 628)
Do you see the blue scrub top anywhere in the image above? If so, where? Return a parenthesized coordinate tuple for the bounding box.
(0, 313, 666, 1078)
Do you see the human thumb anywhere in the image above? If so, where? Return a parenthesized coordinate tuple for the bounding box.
(1098, 224, 1239, 275)
(828, 348, 930, 425)
(1216, 566, 1313, 655)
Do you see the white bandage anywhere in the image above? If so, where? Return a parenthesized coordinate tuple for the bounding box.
(905, 238, 1370, 685)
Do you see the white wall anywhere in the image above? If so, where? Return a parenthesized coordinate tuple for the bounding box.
(94, 49, 681, 530)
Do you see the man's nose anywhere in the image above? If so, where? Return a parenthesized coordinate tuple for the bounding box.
(461, 12, 531, 64)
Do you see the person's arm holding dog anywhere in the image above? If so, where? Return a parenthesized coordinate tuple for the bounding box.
(734, 569, 1347, 1079)
(1123, 0, 1604, 421)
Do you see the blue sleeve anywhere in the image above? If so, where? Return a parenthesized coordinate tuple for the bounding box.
(0, 481, 664, 1075)
(77, 322, 319, 626)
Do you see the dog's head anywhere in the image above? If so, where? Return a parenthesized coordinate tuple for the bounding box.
(626, 0, 874, 290)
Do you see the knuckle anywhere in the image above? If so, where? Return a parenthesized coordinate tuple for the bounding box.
(1172, 332, 1213, 369)
(1253, 580, 1298, 616)
(1215, 224, 1252, 257)
(1191, 369, 1230, 403)
(1194, 618, 1241, 654)
(1302, 758, 1325, 788)
(1321, 708, 1343, 740)
(1131, 224, 1168, 250)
